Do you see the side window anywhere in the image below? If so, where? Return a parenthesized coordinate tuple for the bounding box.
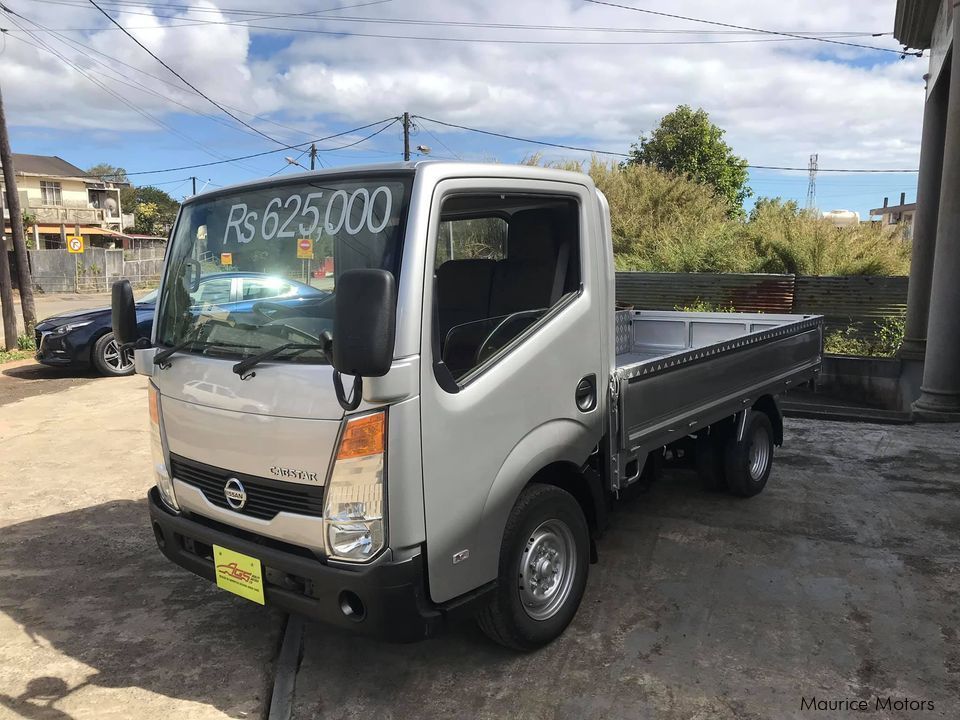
(193, 276, 232, 306)
(241, 277, 292, 301)
(433, 194, 580, 384)
(435, 217, 507, 267)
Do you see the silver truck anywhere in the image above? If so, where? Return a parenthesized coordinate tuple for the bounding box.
(113, 162, 822, 650)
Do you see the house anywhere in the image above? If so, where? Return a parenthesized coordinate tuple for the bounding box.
(1, 153, 134, 251)
(869, 192, 916, 239)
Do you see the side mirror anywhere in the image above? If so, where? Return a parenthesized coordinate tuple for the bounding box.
(112, 279, 138, 347)
(333, 269, 396, 378)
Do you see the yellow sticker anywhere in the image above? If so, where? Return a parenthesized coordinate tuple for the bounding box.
(220, 252, 233, 265)
(296, 237, 313, 259)
(213, 545, 265, 605)
(67, 236, 84, 254)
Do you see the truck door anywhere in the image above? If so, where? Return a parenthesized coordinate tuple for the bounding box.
(419, 178, 607, 603)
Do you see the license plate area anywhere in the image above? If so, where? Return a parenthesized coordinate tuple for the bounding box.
(213, 544, 265, 605)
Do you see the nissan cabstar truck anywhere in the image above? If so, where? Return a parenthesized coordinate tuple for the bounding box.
(113, 162, 822, 650)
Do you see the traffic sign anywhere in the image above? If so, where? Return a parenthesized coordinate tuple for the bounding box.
(67, 236, 84, 254)
(297, 237, 314, 259)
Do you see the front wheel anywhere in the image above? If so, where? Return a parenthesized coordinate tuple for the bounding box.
(477, 483, 589, 650)
(92, 332, 135, 376)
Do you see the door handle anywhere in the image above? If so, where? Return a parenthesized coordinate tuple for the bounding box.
(575, 374, 597, 412)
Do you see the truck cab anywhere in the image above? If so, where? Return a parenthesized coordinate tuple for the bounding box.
(116, 162, 821, 649)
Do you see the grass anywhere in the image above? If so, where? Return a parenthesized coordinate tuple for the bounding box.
(0, 347, 32, 364)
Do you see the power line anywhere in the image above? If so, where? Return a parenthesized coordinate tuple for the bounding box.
(86, 0, 288, 146)
(584, 0, 921, 57)
(414, 115, 920, 173)
(122, 118, 399, 176)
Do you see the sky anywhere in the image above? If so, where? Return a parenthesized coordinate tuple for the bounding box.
(0, 0, 927, 218)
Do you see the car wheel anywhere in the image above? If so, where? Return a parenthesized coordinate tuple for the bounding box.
(724, 411, 774, 497)
(477, 483, 590, 650)
(92, 332, 135, 376)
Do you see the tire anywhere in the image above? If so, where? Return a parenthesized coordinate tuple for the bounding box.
(477, 484, 590, 650)
(92, 332, 135, 377)
(696, 426, 730, 492)
(724, 411, 774, 497)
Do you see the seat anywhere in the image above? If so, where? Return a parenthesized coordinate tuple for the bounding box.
(436, 259, 496, 341)
(489, 209, 564, 317)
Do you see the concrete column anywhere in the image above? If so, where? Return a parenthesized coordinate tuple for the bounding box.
(901, 72, 949, 359)
(914, 34, 960, 421)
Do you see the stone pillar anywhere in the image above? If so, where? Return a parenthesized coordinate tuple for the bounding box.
(914, 29, 960, 421)
(901, 72, 949, 359)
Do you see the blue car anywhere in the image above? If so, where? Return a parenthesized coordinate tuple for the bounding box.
(34, 272, 327, 376)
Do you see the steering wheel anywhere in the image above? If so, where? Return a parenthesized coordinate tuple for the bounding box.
(475, 310, 545, 365)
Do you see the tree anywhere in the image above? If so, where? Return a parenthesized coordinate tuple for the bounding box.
(133, 202, 162, 235)
(133, 186, 179, 234)
(86, 163, 128, 183)
(627, 105, 752, 214)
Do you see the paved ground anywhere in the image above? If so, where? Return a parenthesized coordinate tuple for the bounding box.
(1, 361, 958, 719)
(0, 292, 113, 348)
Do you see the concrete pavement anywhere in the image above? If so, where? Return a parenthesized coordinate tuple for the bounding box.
(0, 361, 958, 719)
(0, 366, 282, 720)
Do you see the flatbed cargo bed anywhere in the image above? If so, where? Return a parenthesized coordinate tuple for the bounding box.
(609, 310, 823, 488)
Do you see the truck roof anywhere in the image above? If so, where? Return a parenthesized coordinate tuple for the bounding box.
(186, 160, 594, 204)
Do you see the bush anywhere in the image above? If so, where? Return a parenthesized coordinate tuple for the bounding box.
(674, 299, 737, 313)
(823, 313, 905, 357)
(16, 333, 35, 351)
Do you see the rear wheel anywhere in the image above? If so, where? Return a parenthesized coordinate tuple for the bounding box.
(477, 484, 589, 650)
(92, 332, 135, 376)
(724, 411, 774, 497)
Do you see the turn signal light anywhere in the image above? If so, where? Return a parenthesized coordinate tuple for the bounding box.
(336, 411, 385, 459)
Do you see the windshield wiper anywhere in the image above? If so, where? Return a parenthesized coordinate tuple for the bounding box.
(232, 341, 329, 380)
(154, 326, 257, 367)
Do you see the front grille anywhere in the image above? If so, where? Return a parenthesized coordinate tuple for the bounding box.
(171, 454, 324, 521)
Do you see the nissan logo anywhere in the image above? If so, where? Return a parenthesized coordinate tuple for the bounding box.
(223, 478, 247, 510)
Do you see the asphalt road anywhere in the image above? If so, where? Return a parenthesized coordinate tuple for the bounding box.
(1, 363, 958, 719)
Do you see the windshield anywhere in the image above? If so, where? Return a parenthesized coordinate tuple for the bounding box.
(156, 174, 411, 363)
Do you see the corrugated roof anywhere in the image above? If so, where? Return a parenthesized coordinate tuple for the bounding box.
(894, 0, 942, 50)
(0, 154, 88, 178)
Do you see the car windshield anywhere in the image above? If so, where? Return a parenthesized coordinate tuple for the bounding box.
(156, 173, 411, 363)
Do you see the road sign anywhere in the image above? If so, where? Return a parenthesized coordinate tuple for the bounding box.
(297, 237, 314, 259)
(67, 236, 84, 254)
(221, 252, 233, 265)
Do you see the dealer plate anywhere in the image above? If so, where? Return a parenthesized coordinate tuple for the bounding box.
(213, 544, 265, 605)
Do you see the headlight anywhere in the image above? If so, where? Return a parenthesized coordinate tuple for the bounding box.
(324, 411, 386, 562)
(149, 382, 179, 511)
(52, 321, 92, 335)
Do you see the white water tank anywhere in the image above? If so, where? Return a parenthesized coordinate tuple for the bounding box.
(822, 209, 861, 227)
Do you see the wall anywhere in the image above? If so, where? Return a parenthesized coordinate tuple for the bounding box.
(615, 272, 909, 338)
(28, 247, 166, 293)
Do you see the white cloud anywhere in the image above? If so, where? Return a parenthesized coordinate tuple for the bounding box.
(0, 0, 927, 170)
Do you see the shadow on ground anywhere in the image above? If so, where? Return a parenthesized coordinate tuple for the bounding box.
(0, 499, 284, 719)
(0, 363, 102, 407)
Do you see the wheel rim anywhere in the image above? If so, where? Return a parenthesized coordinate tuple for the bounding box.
(748, 423, 771, 480)
(518, 519, 577, 621)
(103, 338, 134, 372)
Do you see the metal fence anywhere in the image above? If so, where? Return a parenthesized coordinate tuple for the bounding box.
(615, 272, 909, 337)
(30, 246, 166, 293)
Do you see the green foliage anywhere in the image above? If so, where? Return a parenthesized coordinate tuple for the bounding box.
(21, 210, 36, 231)
(134, 201, 163, 235)
(824, 313, 905, 357)
(86, 163, 128, 183)
(674, 299, 737, 313)
(0, 348, 32, 364)
(627, 105, 751, 214)
(16, 333, 35, 351)
(132, 187, 179, 234)
(590, 160, 752, 272)
(742, 198, 911, 276)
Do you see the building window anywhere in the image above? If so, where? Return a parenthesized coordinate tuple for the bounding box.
(40, 181, 62, 206)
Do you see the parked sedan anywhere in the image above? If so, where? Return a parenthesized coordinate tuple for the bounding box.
(34, 272, 327, 376)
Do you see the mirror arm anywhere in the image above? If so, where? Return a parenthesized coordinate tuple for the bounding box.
(320, 330, 363, 412)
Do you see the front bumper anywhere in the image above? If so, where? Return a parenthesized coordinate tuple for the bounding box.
(35, 329, 88, 366)
(148, 488, 478, 642)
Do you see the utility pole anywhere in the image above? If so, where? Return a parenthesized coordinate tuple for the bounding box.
(0, 183, 17, 350)
(191, 176, 197, 195)
(309, 143, 317, 170)
(0, 82, 36, 333)
(403, 112, 411, 161)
